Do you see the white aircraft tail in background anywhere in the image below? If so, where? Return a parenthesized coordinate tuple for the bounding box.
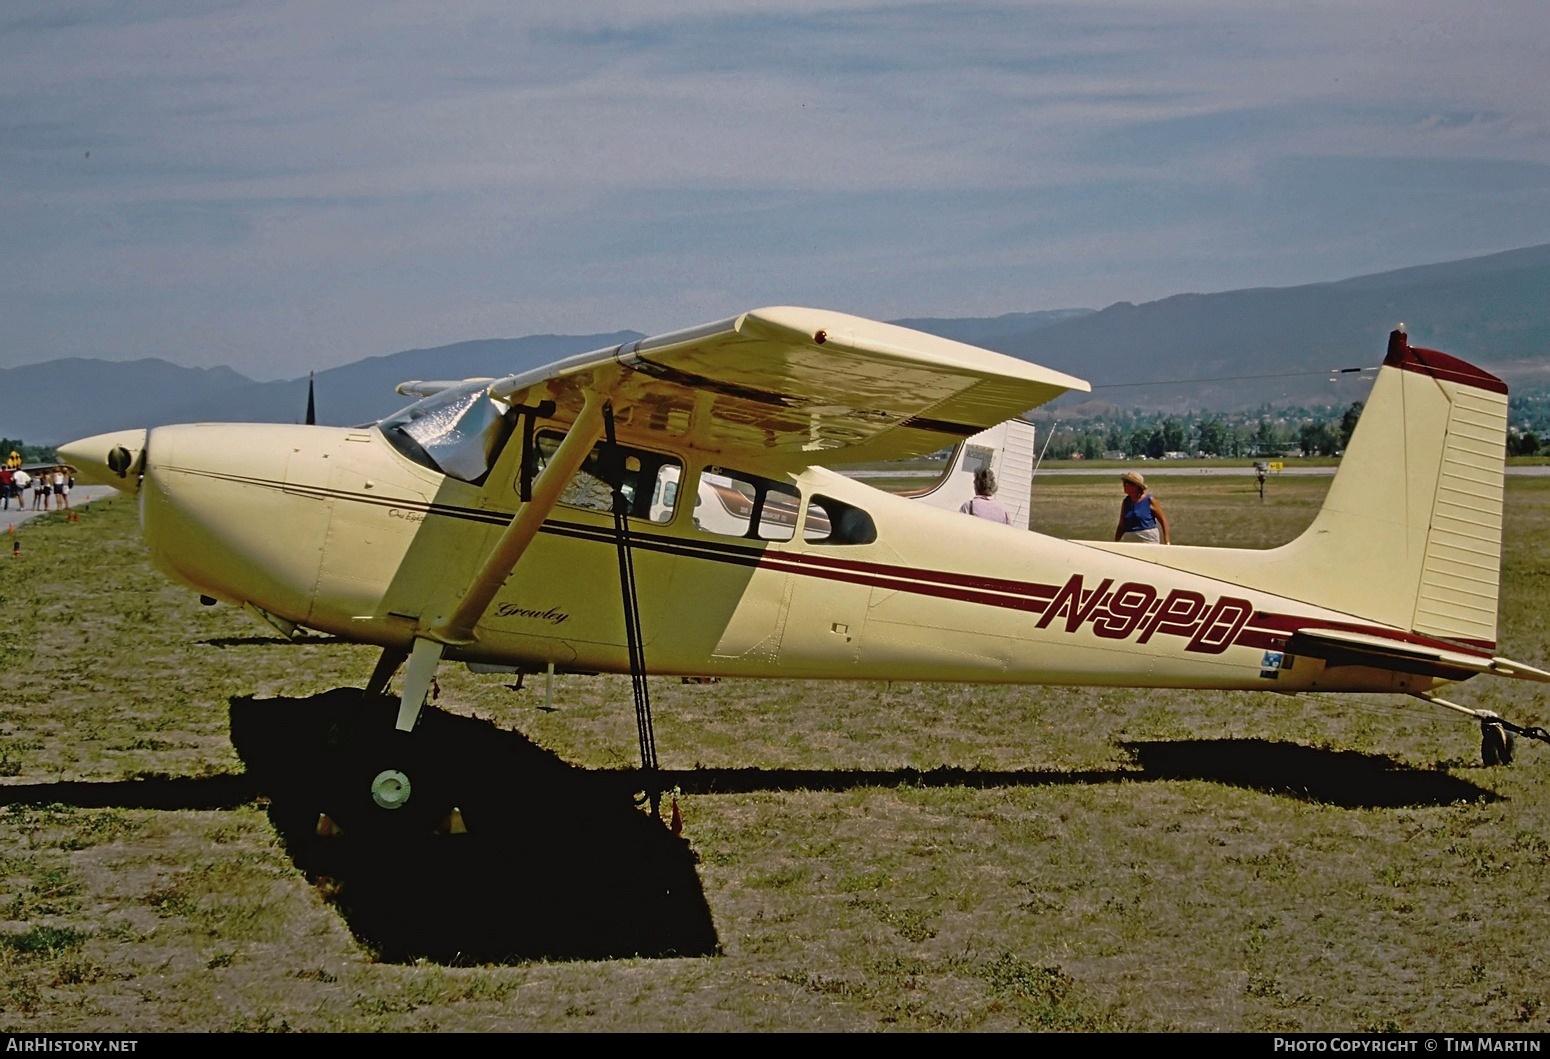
(895, 418, 1037, 527)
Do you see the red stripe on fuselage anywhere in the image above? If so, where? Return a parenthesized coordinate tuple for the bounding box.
(544, 518, 1501, 659)
(1235, 609, 1496, 655)
(175, 466, 1498, 664)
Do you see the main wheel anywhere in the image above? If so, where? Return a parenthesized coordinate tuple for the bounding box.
(321, 726, 451, 840)
(1481, 721, 1516, 767)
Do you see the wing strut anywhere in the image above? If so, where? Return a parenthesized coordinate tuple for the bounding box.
(601, 402, 660, 812)
(434, 393, 606, 646)
(390, 393, 608, 732)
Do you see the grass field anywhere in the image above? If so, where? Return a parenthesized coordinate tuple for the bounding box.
(0, 476, 1547, 1033)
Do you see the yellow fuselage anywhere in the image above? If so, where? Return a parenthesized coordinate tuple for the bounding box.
(135, 420, 1430, 696)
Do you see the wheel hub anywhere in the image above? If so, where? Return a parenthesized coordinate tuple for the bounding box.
(370, 768, 412, 810)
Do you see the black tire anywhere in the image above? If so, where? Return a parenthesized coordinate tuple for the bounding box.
(321, 725, 452, 841)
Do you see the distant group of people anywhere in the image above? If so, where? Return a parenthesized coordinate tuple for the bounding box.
(0, 465, 72, 512)
(959, 464, 1171, 545)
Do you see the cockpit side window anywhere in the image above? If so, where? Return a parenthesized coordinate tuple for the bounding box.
(534, 431, 680, 523)
(379, 383, 515, 484)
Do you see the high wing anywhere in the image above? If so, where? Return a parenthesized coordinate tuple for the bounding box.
(52, 308, 1086, 728)
(481, 306, 1088, 472)
(392, 307, 1087, 728)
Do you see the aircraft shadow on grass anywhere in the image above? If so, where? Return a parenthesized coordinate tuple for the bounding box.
(199, 634, 356, 649)
(0, 692, 1498, 965)
(658, 740, 1498, 810)
(226, 690, 720, 966)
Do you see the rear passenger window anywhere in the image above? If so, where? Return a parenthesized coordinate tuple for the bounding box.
(803, 496, 877, 544)
(693, 467, 802, 540)
(685, 466, 877, 546)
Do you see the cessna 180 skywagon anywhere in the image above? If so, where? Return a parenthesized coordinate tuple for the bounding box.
(60, 307, 1550, 837)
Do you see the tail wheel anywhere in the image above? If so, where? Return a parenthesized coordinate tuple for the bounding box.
(1481, 721, 1515, 767)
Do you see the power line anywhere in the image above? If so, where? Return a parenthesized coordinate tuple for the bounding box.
(1091, 365, 1379, 391)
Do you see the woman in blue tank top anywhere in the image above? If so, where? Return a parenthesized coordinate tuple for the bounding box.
(1114, 470, 1171, 544)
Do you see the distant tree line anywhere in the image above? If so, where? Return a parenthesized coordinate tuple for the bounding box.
(1029, 401, 1366, 461)
(11, 384, 1550, 470)
(1, 438, 55, 465)
(1029, 384, 1550, 461)
(1506, 388, 1550, 456)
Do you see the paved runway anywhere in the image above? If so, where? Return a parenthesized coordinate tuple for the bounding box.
(4, 485, 121, 530)
(856, 463, 1550, 480)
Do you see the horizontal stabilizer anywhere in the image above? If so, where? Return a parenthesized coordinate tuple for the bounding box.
(1289, 627, 1550, 683)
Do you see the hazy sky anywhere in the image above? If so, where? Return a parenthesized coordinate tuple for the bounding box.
(4, 2, 1549, 381)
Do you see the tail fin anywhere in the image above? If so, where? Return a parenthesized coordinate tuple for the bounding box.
(1289, 330, 1508, 645)
(1108, 329, 1509, 648)
(905, 418, 1037, 527)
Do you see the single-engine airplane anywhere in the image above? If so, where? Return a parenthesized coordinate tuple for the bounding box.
(60, 307, 1550, 837)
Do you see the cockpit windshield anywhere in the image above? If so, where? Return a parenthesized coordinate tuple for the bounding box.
(378, 382, 515, 483)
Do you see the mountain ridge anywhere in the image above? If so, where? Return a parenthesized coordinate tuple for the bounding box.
(6, 245, 1550, 445)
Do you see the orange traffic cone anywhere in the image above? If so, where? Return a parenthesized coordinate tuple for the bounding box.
(669, 794, 683, 836)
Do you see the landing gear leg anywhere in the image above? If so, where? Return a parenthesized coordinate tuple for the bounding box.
(396, 637, 444, 732)
(317, 639, 454, 839)
(364, 646, 408, 699)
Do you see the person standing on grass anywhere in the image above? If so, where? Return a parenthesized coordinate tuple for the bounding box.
(960, 467, 1013, 525)
(1114, 470, 1170, 544)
